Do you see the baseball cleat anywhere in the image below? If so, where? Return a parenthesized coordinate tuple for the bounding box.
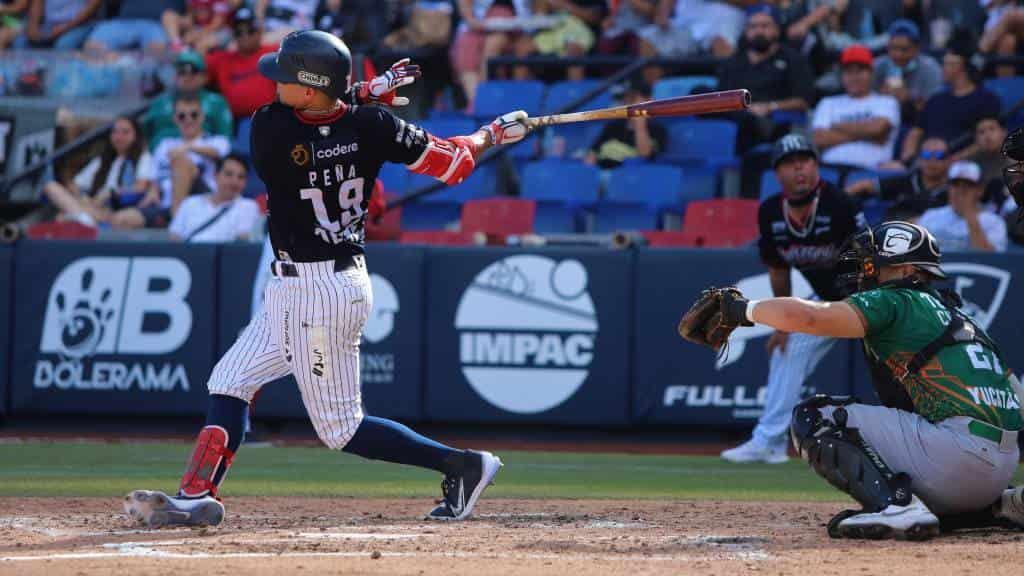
(720, 436, 789, 464)
(124, 490, 225, 528)
(426, 450, 502, 521)
(833, 496, 939, 541)
(994, 486, 1024, 528)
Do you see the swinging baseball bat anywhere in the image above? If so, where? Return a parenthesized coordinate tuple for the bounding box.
(524, 89, 751, 129)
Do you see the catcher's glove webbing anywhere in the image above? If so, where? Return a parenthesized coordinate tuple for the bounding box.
(678, 287, 752, 351)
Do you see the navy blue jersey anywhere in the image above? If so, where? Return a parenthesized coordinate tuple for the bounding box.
(250, 102, 428, 262)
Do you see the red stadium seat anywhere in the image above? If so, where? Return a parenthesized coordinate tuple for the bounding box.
(254, 193, 268, 214)
(399, 230, 479, 245)
(25, 221, 98, 240)
(673, 199, 760, 247)
(461, 197, 535, 237)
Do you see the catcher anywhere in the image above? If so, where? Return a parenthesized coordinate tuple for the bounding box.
(680, 220, 1024, 540)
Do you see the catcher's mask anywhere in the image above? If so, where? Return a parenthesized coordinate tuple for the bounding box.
(1001, 126, 1024, 223)
(836, 221, 947, 296)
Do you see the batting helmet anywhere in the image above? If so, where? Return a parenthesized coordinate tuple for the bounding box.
(1001, 126, 1024, 222)
(836, 221, 946, 294)
(258, 30, 351, 99)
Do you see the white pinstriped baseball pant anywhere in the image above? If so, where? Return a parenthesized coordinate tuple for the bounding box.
(208, 258, 372, 449)
(752, 331, 836, 444)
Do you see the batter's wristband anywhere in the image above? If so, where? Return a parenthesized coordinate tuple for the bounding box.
(745, 300, 761, 324)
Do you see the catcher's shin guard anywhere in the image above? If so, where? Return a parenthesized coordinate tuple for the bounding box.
(179, 425, 235, 498)
(791, 397, 912, 513)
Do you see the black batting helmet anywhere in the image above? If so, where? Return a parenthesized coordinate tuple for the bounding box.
(836, 221, 946, 295)
(1001, 126, 1024, 222)
(258, 30, 351, 99)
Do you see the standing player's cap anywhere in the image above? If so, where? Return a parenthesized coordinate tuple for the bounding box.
(840, 44, 873, 68)
(771, 133, 818, 168)
(948, 160, 982, 184)
(258, 30, 351, 99)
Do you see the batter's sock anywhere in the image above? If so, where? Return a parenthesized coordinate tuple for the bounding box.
(343, 416, 465, 475)
(206, 394, 247, 453)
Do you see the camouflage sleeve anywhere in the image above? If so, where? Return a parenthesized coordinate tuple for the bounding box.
(846, 288, 900, 337)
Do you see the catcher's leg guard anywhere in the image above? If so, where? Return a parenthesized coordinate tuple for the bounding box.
(790, 396, 913, 513)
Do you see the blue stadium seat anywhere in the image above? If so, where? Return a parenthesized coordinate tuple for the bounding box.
(520, 159, 601, 205)
(652, 76, 718, 100)
(507, 133, 541, 160)
(592, 201, 658, 233)
(541, 80, 615, 114)
(819, 166, 840, 186)
(861, 197, 892, 226)
(680, 166, 718, 204)
(377, 162, 409, 195)
(985, 77, 1024, 113)
(474, 80, 546, 119)
(418, 117, 476, 139)
(845, 169, 878, 187)
(400, 201, 462, 230)
(606, 164, 684, 213)
(662, 120, 737, 163)
(233, 117, 253, 157)
(408, 163, 498, 203)
(533, 201, 579, 234)
(547, 122, 606, 159)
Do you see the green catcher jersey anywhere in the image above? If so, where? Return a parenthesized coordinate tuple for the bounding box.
(847, 285, 1023, 431)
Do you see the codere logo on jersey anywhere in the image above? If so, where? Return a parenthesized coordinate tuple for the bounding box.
(34, 257, 193, 392)
(455, 255, 597, 414)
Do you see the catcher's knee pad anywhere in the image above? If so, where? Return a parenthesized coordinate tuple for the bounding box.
(791, 400, 911, 512)
(179, 425, 235, 498)
(790, 394, 855, 456)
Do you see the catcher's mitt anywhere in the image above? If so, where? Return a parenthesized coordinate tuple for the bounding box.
(677, 287, 752, 351)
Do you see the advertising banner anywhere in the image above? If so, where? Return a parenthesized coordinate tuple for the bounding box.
(10, 241, 216, 415)
(423, 248, 633, 425)
(0, 246, 11, 415)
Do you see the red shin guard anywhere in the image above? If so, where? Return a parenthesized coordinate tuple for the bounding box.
(179, 425, 235, 498)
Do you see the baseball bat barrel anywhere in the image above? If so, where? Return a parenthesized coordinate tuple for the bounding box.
(524, 89, 750, 129)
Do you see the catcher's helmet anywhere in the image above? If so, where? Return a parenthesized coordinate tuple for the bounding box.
(1001, 126, 1024, 222)
(258, 30, 351, 99)
(836, 221, 946, 294)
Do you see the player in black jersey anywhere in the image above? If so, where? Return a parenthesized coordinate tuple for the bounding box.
(721, 133, 867, 464)
(125, 30, 528, 527)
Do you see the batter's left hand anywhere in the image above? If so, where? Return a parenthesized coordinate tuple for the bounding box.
(360, 58, 421, 106)
(485, 111, 529, 145)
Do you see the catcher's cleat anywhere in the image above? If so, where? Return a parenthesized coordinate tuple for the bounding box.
(720, 436, 789, 464)
(994, 486, 1024, 528)
(124, 490, 225, 528)
(833, 496, 939, 541)
(426, 450, 502, 521)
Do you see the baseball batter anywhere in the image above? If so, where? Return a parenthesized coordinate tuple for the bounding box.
(722, 134, 865, 464)
(682, 221, 1024, 539)
(125, 30, 531, 527)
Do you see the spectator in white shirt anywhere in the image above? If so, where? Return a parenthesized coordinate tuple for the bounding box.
(114, 92, 231, 229)
(812, 44, 900, 169)
(42, 115, 155, 228)
(169, 153, 261, 242)
(918, 161, 1008, 253)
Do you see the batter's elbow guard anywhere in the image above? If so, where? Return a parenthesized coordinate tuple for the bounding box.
(407, 134, 477, 186)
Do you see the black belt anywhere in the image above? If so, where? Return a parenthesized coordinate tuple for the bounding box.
(271, 254, 359, 277)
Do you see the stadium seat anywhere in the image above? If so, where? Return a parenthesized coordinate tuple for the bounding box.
(418, 117, 477, 139)
(985, 77, 1024, 113)
(461, 197, 535, 236)
(547, 122, 606, 159)
(378, 161, 409, 195)
(366, 201, 402, 242)
(592, 200, 658, 233)
(520, 159, 601, 205)
(254, 193, 268, 214)
(652, 76, 718, 100)
(541, 80, 615, 114)
(680, 198, 759, 246)
(861, 197, 892, 227)
(641, 230, 701, 247)
(233, 117, 253, 157)
(662, 120, 738, 166)
(399, 201, 461, 231)
(532, 201, 578, 234)
(407, 163, 498, 203)
(399, 230, 477, 245)
(25, 221, 98, 240)
(474, 80, 546, 119)
(605, 163, 684, 213)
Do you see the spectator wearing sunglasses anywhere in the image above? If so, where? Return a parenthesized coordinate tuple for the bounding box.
(144, 50, 233, 149)
(117, 93, 230, 230)
(205, 7, 277, 120)
(846, 136, 952, 221)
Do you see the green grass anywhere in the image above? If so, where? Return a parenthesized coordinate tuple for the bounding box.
(2, 442, 1021, 502)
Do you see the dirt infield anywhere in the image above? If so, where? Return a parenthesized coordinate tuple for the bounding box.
(1, 497, 1022, 575)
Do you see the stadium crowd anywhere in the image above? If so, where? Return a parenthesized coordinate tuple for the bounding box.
(3, 0, 1024, 252)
